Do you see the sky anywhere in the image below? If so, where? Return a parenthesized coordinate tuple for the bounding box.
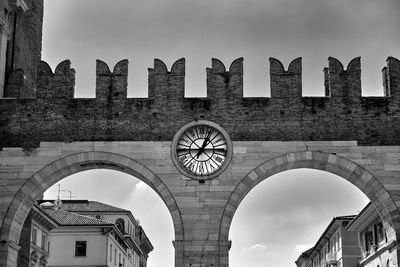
(40, 0, 399, 266)
(42, 0, 400, 98)
(43, 169, 369, 267)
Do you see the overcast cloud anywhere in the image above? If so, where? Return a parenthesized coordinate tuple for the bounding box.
(43, 0, 400, 98)
(44, 169, 369, 267)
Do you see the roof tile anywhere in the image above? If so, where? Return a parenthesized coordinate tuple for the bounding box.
(43, 209, 114, 226)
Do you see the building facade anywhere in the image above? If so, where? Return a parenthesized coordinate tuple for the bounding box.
(347, 203, 398, 267)
(41, 200, 153, 267)
(18, 200, 153, 267)
(17, 204, 57, 267)
(296, 216, 361, 267)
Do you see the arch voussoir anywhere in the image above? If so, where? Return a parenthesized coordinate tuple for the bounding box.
(1, 151, 183, 253)
(220, 151, 400, 242)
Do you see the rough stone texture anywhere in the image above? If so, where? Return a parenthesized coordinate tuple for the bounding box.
(1, 1, 400, 267)
(0, 57, 400, 150)
(1, 142, 400, 267)
(7, 0, 43, 98)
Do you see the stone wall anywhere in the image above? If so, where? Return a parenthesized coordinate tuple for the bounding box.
(4, 0, 44, 99)
(1, 141, 400, 267)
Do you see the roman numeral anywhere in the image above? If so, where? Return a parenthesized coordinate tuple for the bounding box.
(188, 129, 196, 138)
(214, 155, 224, 163)
(198, 126, 206, 136)
(198, 162, 205, 174)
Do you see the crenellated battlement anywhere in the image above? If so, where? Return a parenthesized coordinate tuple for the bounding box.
(1, 56, 400, 149)
(3, 56, 394, 101)
(269, 57, 302, 98)
(37, 60, 76, 99)
(21, 56, 400, 100)
(96, 59, 128, 100)
(382, 57, 400, 97)
(148, 58, 185, 101)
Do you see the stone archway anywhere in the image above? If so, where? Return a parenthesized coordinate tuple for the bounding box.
(0, 151, 183, 267)
(220, 151, 400, 248)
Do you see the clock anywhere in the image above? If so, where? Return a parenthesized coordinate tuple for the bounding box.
(171, 121, 232, 180)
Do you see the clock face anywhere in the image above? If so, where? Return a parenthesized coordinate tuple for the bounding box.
(174, 123, 230, 177)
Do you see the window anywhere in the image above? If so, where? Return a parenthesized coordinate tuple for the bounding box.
(32, 227, 37, 244)
(116, 218, 125, 233)
(123, 258, 125, 267)
(41, 233, 47, 250)
(114, 249, 117, 264)
(364, 230, 372, 252)
(110, 244, 113, 261)
(376, 223, 385, 243)
(75, 241, 87, 257)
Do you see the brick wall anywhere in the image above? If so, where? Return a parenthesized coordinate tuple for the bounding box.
(0, 57, 400, 149)
(4, 0, 44, 99)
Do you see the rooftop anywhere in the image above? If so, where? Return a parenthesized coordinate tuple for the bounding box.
(43, 208, 114, 226)
(38, 199, 129, 213)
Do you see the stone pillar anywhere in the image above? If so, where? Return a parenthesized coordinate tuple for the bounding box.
(0, 0, 28, 98)
(173, 240, 185, 267)
(174, 239, 231, 267)
(0, 240, 21, 267)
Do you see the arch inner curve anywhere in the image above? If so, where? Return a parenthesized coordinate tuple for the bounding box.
(219, 151, 399, 242)
(1, 151, 183, 246)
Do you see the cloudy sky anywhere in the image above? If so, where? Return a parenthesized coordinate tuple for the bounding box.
(41, 0, 399, 266)
(43, 0, 400, 98)
(43, 170, 369, 267)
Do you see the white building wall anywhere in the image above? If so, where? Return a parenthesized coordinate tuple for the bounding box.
(106, 232, 132, 267)
(133, 253, 140, 267)
(48, 229, 107, 266)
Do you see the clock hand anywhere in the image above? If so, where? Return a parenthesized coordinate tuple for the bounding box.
(196, 138, 208, 158)
(195, 147, 204, 159)
(196, 131, 212, 158)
